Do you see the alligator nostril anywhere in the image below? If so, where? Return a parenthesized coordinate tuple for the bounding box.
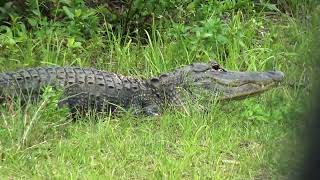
(268, 71, 284, 81)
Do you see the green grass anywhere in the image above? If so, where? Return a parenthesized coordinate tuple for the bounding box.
(0, 1, 318, 179)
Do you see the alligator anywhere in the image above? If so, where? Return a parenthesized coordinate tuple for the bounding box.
(0, 61, 284, 116)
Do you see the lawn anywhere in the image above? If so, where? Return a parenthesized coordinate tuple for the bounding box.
(0, 1, 319, 179)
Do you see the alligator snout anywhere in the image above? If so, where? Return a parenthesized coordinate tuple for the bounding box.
(267, 71, 285, 82)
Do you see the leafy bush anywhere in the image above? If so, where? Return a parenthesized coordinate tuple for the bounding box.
(0, 0, 317, 70)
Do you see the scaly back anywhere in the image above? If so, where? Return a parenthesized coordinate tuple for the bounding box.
(0, 67, 162, 115)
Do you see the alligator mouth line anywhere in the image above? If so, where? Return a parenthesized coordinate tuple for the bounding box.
(190, 70, 284, 100)
(213, 79, 276, 87)
(218, 81, 279, 100)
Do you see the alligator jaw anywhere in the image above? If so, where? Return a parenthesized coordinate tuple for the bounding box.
(205, 71, 285, 100)
(217, 76, 283, 100)
(172, 61, 285, 100)
(218, 82, 278, 100)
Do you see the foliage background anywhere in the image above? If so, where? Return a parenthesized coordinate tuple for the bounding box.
(0, 0, 319, 179)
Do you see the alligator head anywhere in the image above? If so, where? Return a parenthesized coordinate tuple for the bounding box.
(148, 60, 284, 102)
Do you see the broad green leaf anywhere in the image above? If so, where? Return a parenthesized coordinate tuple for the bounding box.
(63, 6, 74, 19)
(75, 9, 82, 17)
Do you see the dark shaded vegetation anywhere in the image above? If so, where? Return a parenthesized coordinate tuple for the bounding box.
(1, 0, 316, 40)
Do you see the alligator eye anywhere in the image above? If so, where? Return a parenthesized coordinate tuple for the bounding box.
(212, 64, 220, 70)
(212, 64, 226, 72)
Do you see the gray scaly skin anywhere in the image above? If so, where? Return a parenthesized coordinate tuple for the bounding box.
(0, 67, 162, 116)
(147, 60, 285, 108)
(0, 61, 285, 116)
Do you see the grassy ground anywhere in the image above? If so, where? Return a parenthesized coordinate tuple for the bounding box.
(0, 1, 319, 179)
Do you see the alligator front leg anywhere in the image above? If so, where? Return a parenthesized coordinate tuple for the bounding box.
(128, 103, 161, 116)
(142, 104, 161, 116)
(129, 93, 162, 116)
